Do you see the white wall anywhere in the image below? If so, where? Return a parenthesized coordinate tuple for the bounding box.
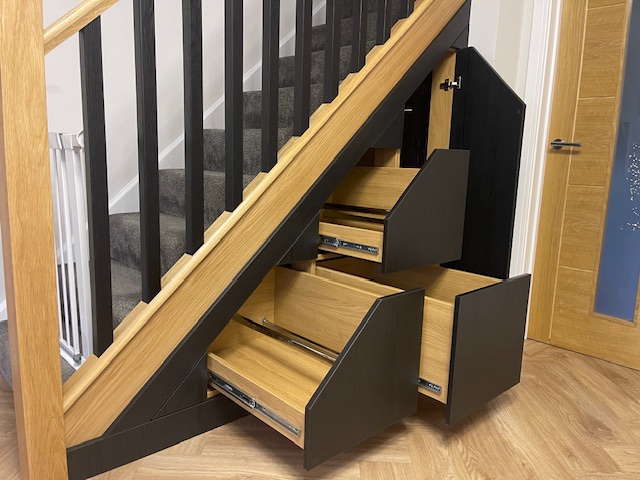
(469, 0, 535, 97)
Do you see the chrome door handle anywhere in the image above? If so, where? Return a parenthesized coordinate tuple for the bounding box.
(551, 139, 582, 150)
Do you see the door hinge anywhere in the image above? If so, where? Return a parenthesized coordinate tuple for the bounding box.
(440, 76, 462, 92)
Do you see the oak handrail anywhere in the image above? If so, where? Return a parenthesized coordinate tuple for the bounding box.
(44, 0, 120, 54)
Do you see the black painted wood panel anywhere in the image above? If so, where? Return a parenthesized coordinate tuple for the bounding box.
(304, 289, 424, 469)
(400, 72, 432, 168)
(294, 0, 313, 135)
(133, 0, 162, 302)
(372, 108, 404, 149)
(225, 0, 244, 211)
(152, 355, 208, 419)
(278, 214, 319, 266)
(351, 0, 369, 72)
(324, 0, 343, 103)
(383, 149, 469, 273)
(183, 0, 205, 254)
(444, 47, 526, 279)
(446, 274, 531, 425)
(67, 396, 247, 480)
(79, 17, 114, 355)
(262, 0, 280, 172)
(376, 0, 393, 44)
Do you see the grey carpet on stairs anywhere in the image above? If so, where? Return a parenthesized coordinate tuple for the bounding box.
(0, 321, 75, 388)
(0, 1, 406, 389)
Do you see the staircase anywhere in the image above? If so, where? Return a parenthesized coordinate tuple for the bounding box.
(0, 0, 516, 478)
(105, 2, 385, 333)
(0, 1, 385, 389)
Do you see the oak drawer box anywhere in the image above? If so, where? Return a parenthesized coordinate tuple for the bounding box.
(319, 149, 469, 273)
(208, 267, 424, 469)
(320, 257, 531, 425)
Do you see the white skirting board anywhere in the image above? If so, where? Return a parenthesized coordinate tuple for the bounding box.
(0, 301, 6, 323)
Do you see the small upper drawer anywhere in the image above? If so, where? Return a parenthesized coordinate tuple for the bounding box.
(208, 267, 424, 470)
(319, 257, 531, 426)
(319, 149, 469, 274)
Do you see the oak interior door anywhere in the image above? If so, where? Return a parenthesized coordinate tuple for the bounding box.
(530, 0, 640, 369)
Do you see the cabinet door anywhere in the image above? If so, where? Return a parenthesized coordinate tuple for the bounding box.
(443, 47, 526, 280)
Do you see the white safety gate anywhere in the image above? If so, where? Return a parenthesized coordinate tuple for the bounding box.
(48, 132, 93, 367)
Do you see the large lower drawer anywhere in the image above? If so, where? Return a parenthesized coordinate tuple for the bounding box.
(208, 267, 424, 470)
(319, 257, 531, 425)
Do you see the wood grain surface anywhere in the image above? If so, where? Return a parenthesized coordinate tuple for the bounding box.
(0, 0, 68, 476)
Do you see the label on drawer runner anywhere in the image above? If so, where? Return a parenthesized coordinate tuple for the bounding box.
(419, 378, 442, 395)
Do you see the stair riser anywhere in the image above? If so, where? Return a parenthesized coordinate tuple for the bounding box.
(243, 84, 324, 130)
(203, 128, 292, 174)
(158, 170, 254, 226)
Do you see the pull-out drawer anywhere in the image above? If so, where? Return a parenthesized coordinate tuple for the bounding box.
(319, 257, 531, 425)
(208, 267, 424, 470)
(319, 149, 469, 274)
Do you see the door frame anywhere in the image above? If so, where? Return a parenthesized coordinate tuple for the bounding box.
(510, 0, 563, 287)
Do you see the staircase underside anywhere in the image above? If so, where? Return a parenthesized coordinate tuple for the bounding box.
(53, 0, 470, 451)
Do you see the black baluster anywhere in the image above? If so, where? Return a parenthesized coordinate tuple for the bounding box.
(351, 0, 368, 72)
(262, 0, 280, 172)
(324, 0, 342, 103)
(133, 0, 161, 302)
(376, 0, 393, 44)
(79, 17, 113, 356)
(293, 0, 312, 136)
(225, 0, 243, 210)
(183, 0, 204, 253)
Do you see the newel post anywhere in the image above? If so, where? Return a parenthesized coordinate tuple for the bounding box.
(0, 0, 68, 478)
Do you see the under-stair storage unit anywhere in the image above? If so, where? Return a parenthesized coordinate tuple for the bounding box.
(319, 148, 469, 273)
(208, 267, 424, 469)
(318, 257, 531, 425)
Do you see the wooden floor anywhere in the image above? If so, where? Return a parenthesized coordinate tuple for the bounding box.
(1, 340, 639, 479)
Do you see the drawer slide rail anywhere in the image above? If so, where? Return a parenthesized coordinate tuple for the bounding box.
(209, 373, 302, 437)
(319, 235, 379, 255)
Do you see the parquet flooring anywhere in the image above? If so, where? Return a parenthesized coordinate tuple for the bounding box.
(0, 340, 639, 479)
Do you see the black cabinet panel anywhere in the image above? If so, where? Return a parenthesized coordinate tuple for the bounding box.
(446, 274, 531, 425)
(304, 289, 424, 469)
(444, 47, 526, 279)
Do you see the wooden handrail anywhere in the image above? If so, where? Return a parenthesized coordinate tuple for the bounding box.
(44, 0, 120, 55)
